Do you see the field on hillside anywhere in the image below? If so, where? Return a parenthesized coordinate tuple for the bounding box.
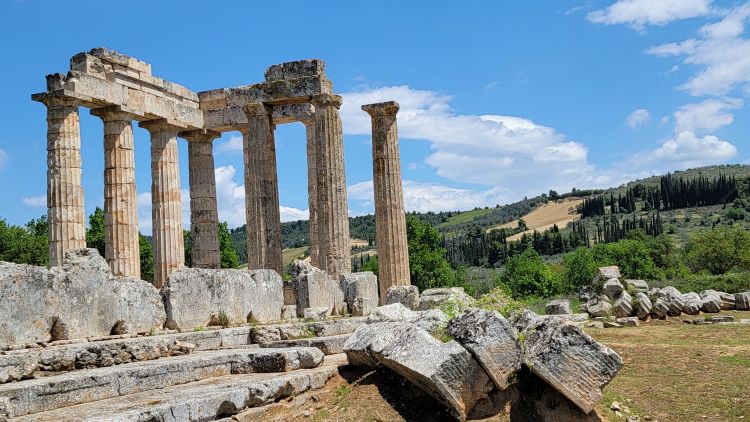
(297, 311, 749, 422)
(490, 197, 583, 241)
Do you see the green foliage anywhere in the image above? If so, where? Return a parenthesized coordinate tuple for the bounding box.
(591, 239, 658, 280)
(561, 247, 598, 291)
(651, 272, 750, 294)
(183, 230, 192, 267)
(0, 216, 48, 266)
(407, 216, 457, 291)
(684, 226, 750, 275)
(475, 287, 524, 317)
(86, 207, 105, 258)
(139, 233, 154, 282)
(360, 254, 379, 275)
(500, 248, 560, 298)
(218, 222, 239, 269)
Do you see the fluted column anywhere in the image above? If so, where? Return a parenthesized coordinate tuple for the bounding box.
(184, 130, 221, 269)
(140, 120, 185, 287)
(363, 101, 411, 302)
(45, 96, 87, 267)
(303, 119, 320, 267)
(91, 107, 140, 278)
(242, 103, 283, 274)
(312, 94, 351, 277)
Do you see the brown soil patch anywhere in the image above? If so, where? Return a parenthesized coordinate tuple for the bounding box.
(491, 198, 582, 240)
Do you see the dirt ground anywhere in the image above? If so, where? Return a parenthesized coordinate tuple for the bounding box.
(492, 198, 583, 241)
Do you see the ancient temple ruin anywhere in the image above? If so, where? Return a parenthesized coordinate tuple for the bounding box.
(32, 48, 410, 292)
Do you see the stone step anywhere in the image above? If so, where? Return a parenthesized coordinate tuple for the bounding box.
(264, 333, 352, 355)
(0, 347, 324, 418)
(0, 316, 367, 383)
(14, 354, 348, 422)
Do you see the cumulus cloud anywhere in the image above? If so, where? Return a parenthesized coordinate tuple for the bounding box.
(0, 148, 7, 169)
(637, 131, 737, 168)
(647, 4, 750, 96)
(348, 180, 510, 213)
(216, 135, 243, 153)
(673, 98, 743, 133)
(587, 0, 713, 31)
(340, 85, 595, 201)
(22, 195, 46, 207)
(625, 108, 651, 128)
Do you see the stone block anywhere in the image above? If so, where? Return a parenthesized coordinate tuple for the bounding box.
(281, 305, 297, 321)
(385, 285, 421, 309)
(578, 285, 595, 302)
(682, 292, 702, 315)
(625, 279, 649, 293)
(545, 299, 571, 315)
(162, 268, 283, 330)
(719, 292, 736, 310)
(447, 309, 522, 390)
(265, 59, 326, 81)
(418, 287, 475, 311)
(635, 292, 652, 320)
(303, 307, 329, 321)
(292, 261, 346, 317)
(735, 292, 750, 310)
(593, 266, 621, 284)
(603, 279, 624, 300)
(340, 272, 378, 316)
(344, 322, 493, 421)
(0, 249, 165, 347)
(612, 290, 634, 318)
(586, 296, 612, 318)
(615, 317, 639, 327)
(699, 290, 722, 313)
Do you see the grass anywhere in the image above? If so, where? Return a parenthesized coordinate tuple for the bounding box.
(589, 312, 750, 421)
(283, 246, 309, 268)
(437, 208, 494, 229)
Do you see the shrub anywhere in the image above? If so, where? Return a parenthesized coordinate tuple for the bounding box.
(684, 226, 750, 275)
(560, 247, 598, 292)
(501, 248, 560, 298)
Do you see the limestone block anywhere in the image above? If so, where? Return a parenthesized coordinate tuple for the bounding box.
(418, 287, 476, 311)
(635, 292, 652, 320)
(265, 59, 326, 81)
(303, 307, 329, 321)
(366, 303, 448, 334)
(162, 268, 283, 330)
(736, 292, 750, 310)
(603, 279, 624, 300)
(447, 309, 522, 390)
(682, 292, 702, 315)
(344, 322, 493, 421)
(625, 279, 649, 293)
(385, 285, 421, 310)
(721, 292, 738, 310)
(225, 77, 331, 106)
(281, 305, 298, 321)
(586, 296, 612, 318)
(650, 298, 670, 319)
(593, 266, 621, 284)
(340, 272, 378, 316)
(0, 249, 165, 347)
(699, 290, 722, 313)
(654, 286, 685, 316)
(612, 291, 634, 318)
(292, 261, 346, 317)
(545, 299, 571, 315)
(516, 311, 623, 414)
(615, 317, 639, 327)
(578, 285, 595, 302)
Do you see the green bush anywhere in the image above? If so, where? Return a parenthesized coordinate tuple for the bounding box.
(406, 216, 457, 291)
(651, 272, 750, 294)
(501, 248, 560, 298)
(591, 239, 659, 280)
(684, 226, 750, 275)
(560, 247, 598, 292)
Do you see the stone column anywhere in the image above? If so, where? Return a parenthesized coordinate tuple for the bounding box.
(242, 103, 283, 274)
(91, 107, 140, 278)
(45, 96, 87, 267)
(183, 130, 221, 269)
(312, 94, 351, 277)
(303, 119, 320, 268)
(363, 101, 411, 302)
(140, 120, 185, 287)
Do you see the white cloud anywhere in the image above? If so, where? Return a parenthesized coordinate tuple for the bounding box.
(216, 135, 243, 153)
(625, 108, 651, 128)
(348, 180, 510, 213)
(340, 85, 595, 201)
(673, 98, 743, 133)
(587, 0, 713, 31)
(22, 195, 46, 207)
(640, 130, 737, 168)
(484, 81, 499, 90)
(647, 4, 750, 96)
(407, 162, 422, 170)
(0, 148, 7, 169)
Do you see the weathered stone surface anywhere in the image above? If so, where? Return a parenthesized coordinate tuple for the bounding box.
(699, 290, 722, 313)
(603, 321, 622, 328)
(344, 322, 493, 420)
(0, 347, 324, 417)
(682, 292, 702, 315)
(579, 284, 596, 302)
(625, 279, 649, 293)
(340, 272, 378, 316)
(586, 321, 605, 329)
(652, 286, 684, 316)
(265, 334, 351, 355)
(593, 266, 621, 284)
(0, 250, 164, 347)
(366, 303, 448, 334)
(447, 309, 522, 390)
(162, 267, 283, 330)
(418, 287, 476, 311)
(292, 261, 345, 317)
(586, 296, 612, 318)
(612, 291, 634, 318)
(517, 312, 623, 413)
(303, 307, 329, 321)
(720, 292, 737, 310)
(15, 354, 344, 422)
(736, 291, 750, 310)
(635, 292, 652, 320)
(650, 298, 669, 319)
(545, 299, 572, 315)
(385, 285, 421, 309)
(602, 279, 624, 300)
(615, 317, 639, 327)
(281, 305, 297, 321)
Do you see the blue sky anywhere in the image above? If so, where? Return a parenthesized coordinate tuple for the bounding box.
(1, 0, 749, 233)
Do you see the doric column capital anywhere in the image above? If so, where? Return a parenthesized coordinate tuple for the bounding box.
(180, 129, 221, 143)
(312, 93, 342, 109)
(139, 119, 186, 134)
(90, 105, 137, 122)
(35, 93, 81, 108)
(243, 102, 272, 117)
(362, 101, 400, 117)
